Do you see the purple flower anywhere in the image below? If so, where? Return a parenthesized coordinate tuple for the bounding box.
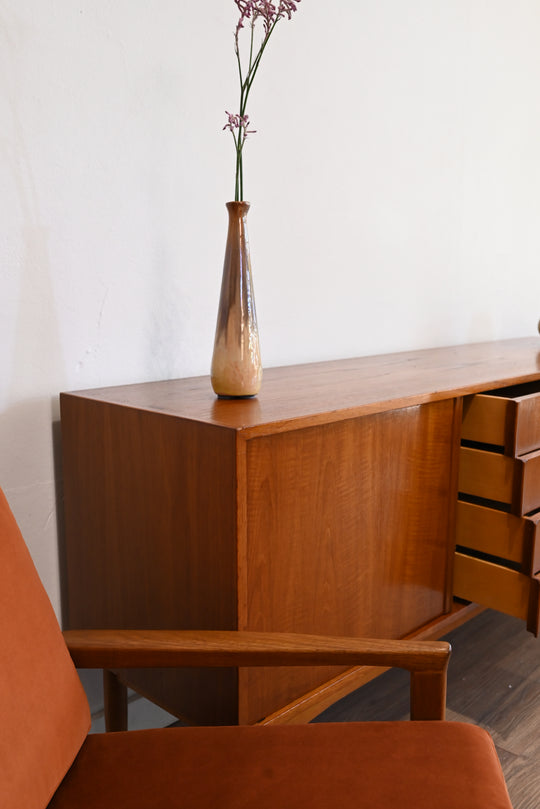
(234, 1, 300, 42)
(253, 2, 279, 35)
(241, 115, 257, 137)
(223, 111, 241, 133)
(234, 1, 253, 41)
(223, 112, 256, 138)
(277, 1, 299, 20)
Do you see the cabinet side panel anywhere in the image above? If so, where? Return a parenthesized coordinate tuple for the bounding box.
(60, 395, 239, 724)
(242, 400, 456, 723)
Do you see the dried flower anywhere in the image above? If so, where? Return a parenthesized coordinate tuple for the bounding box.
(223, 111, 256, 136)
(225, 0, 301, 201)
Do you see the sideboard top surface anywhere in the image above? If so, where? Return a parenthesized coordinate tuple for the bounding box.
(61, 337, 540, 435)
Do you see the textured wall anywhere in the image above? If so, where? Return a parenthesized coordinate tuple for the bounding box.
(2, 0, 540, 616)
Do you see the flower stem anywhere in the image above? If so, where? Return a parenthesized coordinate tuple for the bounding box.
(229, 8, 291, 201)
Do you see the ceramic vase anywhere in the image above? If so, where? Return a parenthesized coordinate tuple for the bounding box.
(211, 201, 262, 398)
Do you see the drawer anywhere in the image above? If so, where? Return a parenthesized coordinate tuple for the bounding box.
(456, 500, 540, 576)
(454, 552, 540, 636)
(462, 381, 540, 456)
(459, 445, 540, 515)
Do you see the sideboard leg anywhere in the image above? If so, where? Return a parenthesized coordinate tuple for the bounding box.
(103, 669, 128, 732)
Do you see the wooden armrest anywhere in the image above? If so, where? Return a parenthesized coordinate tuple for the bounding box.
(64, 630, 450, 719)
(64, 629, 449, 671)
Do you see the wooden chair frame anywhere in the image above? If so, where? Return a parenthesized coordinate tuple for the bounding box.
(63, 629, 451, 727)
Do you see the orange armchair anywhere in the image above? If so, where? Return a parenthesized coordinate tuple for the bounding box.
(0, 488, 513, 809)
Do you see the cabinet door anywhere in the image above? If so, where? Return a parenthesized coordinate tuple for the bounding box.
(240, 399, 460, 724)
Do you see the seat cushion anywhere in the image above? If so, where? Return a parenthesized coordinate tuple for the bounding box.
(0, 489, 90, 809)
(48, 721, 512, 809)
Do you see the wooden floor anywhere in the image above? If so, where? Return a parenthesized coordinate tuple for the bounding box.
(314, 609, 540, 809)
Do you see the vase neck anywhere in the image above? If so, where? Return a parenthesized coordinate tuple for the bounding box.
(226, 201, 250, 217)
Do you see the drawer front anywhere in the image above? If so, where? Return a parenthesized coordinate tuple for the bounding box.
(462, 382, 540, 456)
(459, 445, 540, 515)
(461, 395, 510, 449)
(456, 500, 540, 576)
(454, 552, 540, 636)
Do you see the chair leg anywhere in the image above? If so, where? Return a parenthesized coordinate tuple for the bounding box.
(103, 670, 128, 732)
(410, 670, 447, 720)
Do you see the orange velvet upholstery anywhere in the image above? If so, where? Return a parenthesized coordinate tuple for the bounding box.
(49, 722, 512, 809)
(0, 489, 90, 809)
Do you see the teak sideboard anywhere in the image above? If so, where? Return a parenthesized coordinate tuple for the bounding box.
(60, 337, 540, 727)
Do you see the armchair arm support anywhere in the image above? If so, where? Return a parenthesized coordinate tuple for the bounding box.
(64, 629, 450, 720)
(64, 629, 449, 672)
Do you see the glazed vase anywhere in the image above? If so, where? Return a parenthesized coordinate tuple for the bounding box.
(211, 201, 262, 398)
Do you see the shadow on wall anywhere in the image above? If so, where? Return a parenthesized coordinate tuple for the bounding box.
(0, 399, 66, 609)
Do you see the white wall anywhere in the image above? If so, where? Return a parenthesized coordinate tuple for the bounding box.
(2, 0, 540, 618)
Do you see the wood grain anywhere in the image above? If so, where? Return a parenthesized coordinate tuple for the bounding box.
(458, 445, 540, 516)
(456, 500, 539, 572)
(461, 394, 510, 449)
(453, 553, 531, 622)
(458, 446, 516, 507)
(64, 629, 449, 672)
(240, 401, 458, 723)
(61, 399, 241, 724)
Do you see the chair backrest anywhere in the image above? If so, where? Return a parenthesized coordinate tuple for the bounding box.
(0, 488, 90, 809)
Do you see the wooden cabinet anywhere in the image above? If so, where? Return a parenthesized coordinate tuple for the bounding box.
(60, 337, 540, 725)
